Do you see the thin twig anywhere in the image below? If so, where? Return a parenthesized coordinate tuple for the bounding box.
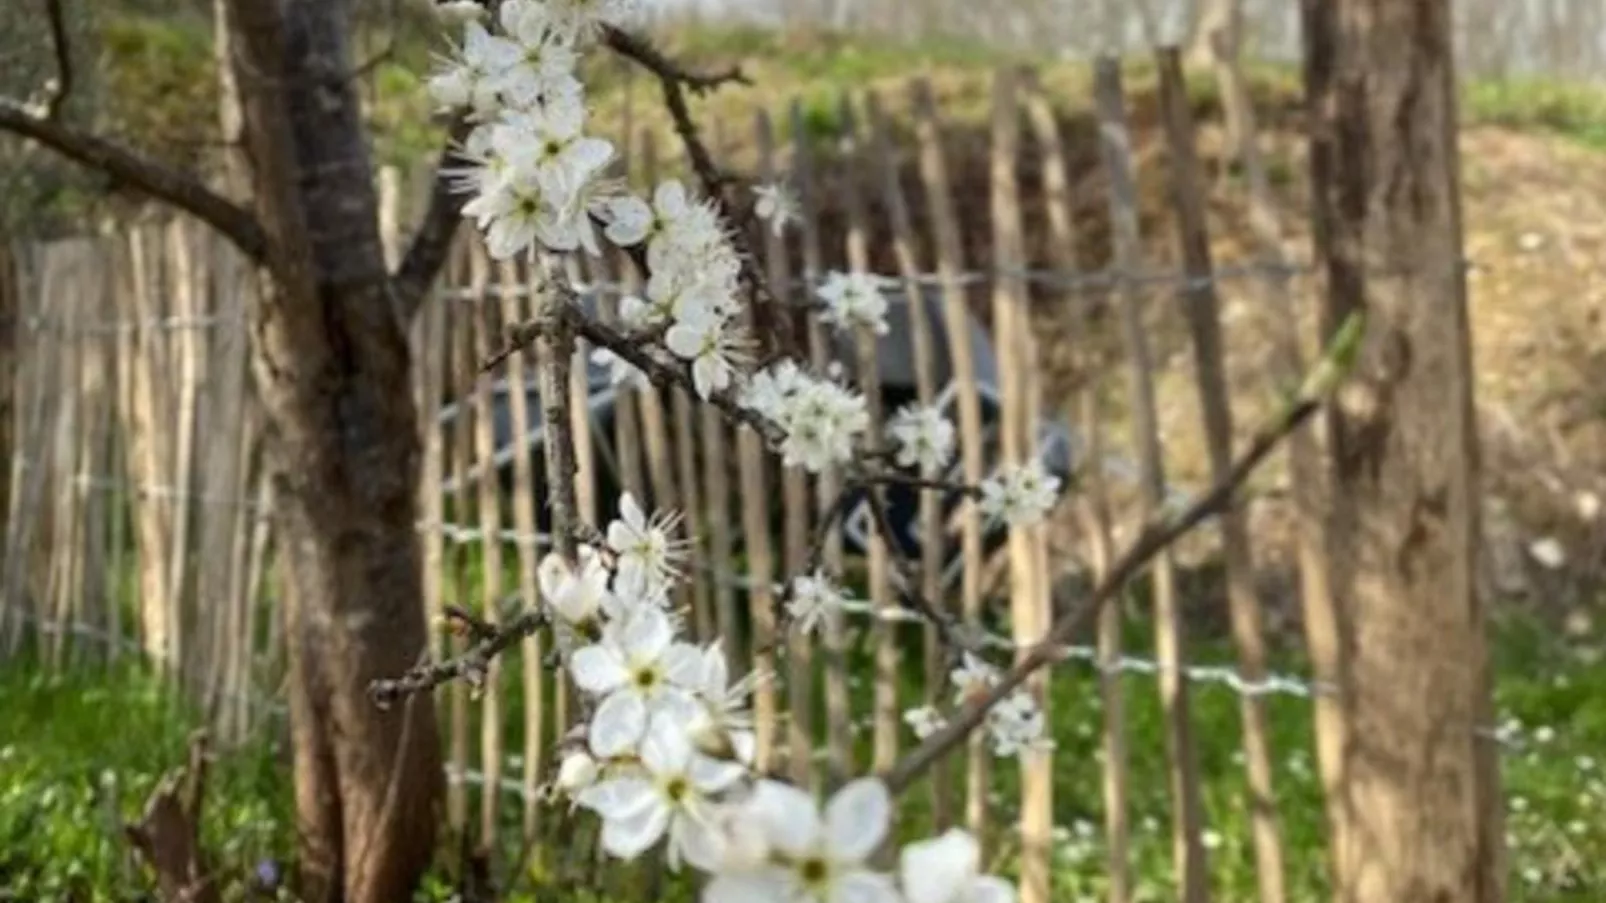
(369, 607, 549, 706)
(599, 25, 794, 360)
(42, 0, 73, 120)
(598, 26, 749, 95)
(0, 100, 268, 262)
(880, 395, 1322, 794)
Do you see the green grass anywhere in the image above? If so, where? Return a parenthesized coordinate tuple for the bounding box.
(5, 603, 1606, 902)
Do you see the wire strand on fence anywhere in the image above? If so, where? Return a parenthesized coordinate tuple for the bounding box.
(10, 257, 1479, 333)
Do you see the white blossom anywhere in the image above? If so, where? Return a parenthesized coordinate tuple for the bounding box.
(537, 548, 615, 630)
(887, 404, 956, 475)
(787, 570, 849, 638)
(570, 605, 702, 757)
(665, 311, 744, 401)
(816, 271, 893, 335)
(978, 459, 1061, 526)
(753, 181, 799, 237)
(702, 778, 900, 903)
(607, 492, 686, 601)
(900, 829, 1015, 903)
(576, 713, 746, 868)
(754, 375, 869, 473)
(903, 705, 946, 740)
(556, 750, 600, 798)
(950, 651, 1000, 705)
(686, 640, 760, 765)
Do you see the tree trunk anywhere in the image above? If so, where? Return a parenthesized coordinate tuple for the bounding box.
(1301, 2, 1505, 902)
(222, 2, 442, 900)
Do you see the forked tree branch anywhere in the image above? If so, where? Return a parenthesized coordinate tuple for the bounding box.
(0, 99, 269, 262)
(599, 25, 796, 360)
(393, 111, 475, 319)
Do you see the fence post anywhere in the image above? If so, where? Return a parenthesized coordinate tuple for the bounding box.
(1155, 47, 1288, 903)
(989, 67, 1054, 903)
(1093, 55, 1212, 903)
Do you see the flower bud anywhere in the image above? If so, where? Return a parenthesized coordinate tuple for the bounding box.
(556, 751, 598, 794)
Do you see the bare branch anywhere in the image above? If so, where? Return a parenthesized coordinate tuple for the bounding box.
(0, 99, 268, 262)
(881, 393, 1324, 795)
(369, 608, 549, 707)
(42, 0, 73, 119)
(393, 112, 474, 319)
(599, 25, 795, 360)
(598, 25, 750, 95)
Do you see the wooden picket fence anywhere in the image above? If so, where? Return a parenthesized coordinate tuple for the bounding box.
(2, 53, 1316, 903)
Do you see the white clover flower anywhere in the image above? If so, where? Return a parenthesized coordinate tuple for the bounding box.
(576, 713, 746, 868)
(899, 828, 1015, 903)
(607, 492, 686, 601)
(665, 311, 744, 401)
(571, 605, 702, 757)
(753, 181, 799, 237)
(887, 404, 956, 475)
(787, 570, 849, 638)
(978, 459, 1061, 527)
(816, 271, 893, 336)
(903, 705, 946, 740)
(702, 778, 900, 903)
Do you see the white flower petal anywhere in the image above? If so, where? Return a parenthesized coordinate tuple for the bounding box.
(825, 778, 891, 863)
(662, 642, 707, 689)
(689, 753, 748, 793)
(640, 713, 694, 775)
(747, 779, 822, 858)
(900, 829, 981, 903)
(620, 605, 673, 660)
(589, 691, 648, 758)
(600, 800, 672, 860)
(576, 776, 655, 820)
(570, 645, 628, 694)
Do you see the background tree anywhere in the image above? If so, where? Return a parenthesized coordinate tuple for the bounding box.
(0, 1, 458, 899)
(1301, 0, 1505, 900)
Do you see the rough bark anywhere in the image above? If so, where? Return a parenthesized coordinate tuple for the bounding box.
(222, 2, 442, 900)
(1302, 2, 1505, 901)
